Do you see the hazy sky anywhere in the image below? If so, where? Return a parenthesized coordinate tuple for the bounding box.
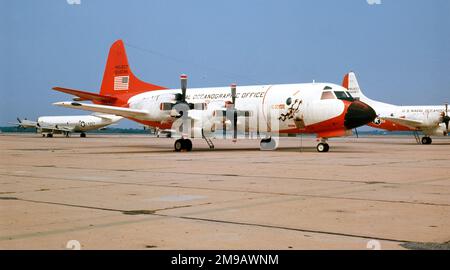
(1, 0, 449, 128)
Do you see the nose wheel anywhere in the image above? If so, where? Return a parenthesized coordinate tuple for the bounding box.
(421, 136, 432, 145)
(174, 139, 192, 152)
(316, 143, 330, 152)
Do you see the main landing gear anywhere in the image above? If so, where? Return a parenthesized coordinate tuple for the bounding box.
(174, 138, 192, 152)
(260, 137, 279, 151)
(316, 138, 330, 152)
(421, 136, 432, 145)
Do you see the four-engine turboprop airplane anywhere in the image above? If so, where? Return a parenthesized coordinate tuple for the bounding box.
(52, 40, 376, 152)
(342, 72, 449, 144)
(12, 114, 122, 137)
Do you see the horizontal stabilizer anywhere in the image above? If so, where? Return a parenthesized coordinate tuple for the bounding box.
(53, 101, 150, 119)
(52, 87, 117, 104)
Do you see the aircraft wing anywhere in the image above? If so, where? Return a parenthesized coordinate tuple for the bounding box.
(53, 126, 75, 132)
(381, 117, 423, 129)
(91, 113, 124, 122)
(53, 101, 150, 119)
(39, 125, 75, 133)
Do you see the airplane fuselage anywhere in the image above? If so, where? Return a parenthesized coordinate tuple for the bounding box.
(38, 115, 115, 132)
(127, 82, 365, 137)
(34, 115, 122, 136)
(362, 98, 447, 135)
(343, 72, 448, 138)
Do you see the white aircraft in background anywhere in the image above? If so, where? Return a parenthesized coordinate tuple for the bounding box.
(12, 114, 122, 137)
(52, 40, 376, 152)
(342, 72, 449, 144)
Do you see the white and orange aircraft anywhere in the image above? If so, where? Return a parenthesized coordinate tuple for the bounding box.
(342, 72, 449, 144)
(52, 40, 376, 152)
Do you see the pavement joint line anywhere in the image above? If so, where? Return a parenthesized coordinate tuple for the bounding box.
(1, 173, 449, 207)
(6, 197, 204, 215)
(3, 166, 449, 187)
(0, 183, 116, 195)
(0, 196, 411, 244)
(152, 213, 410, 244)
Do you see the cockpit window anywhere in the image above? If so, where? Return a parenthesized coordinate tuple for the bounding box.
(321, 91, 335, 100)
(334, 91, 355, 101)
(323, 86, 332, 90)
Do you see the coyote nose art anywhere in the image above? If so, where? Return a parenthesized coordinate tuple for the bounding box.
(344, 100, 377, 129)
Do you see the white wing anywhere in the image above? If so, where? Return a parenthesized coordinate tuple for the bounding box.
(54, 102, 150, 119)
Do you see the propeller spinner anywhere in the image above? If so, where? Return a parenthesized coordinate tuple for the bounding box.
(219, 83, 251, 141)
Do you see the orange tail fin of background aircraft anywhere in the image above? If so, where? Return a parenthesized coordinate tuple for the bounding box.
(53, 40, 166, 106)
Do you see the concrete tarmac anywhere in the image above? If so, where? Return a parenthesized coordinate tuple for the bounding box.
(0, 134, 449, 249)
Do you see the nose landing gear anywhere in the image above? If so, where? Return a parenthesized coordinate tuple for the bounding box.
(316, 138, 330, 152)
(316, 143, 329, 152)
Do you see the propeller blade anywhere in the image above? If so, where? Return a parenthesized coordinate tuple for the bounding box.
(222, 111, 226, 139)
(180, 74, 187, 103)
(443, 103, 449, 131)
(444, 115, 450, 131)
(233, 111, 238, 140)
(17, 117, 21, 124)
(231, 83, 237, 106)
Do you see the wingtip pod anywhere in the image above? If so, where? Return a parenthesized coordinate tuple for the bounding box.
(53, 101, 69, 107)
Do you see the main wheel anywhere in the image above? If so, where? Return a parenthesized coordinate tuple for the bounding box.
(174, 139, 184, 152)
(421, 137, 432, 145)
(184, 139, 192, 151)
(80, 133, 86, 138)
(317, 143, 329, 152)
(260, 137, 279, 151)
(46, 133, 53, 138)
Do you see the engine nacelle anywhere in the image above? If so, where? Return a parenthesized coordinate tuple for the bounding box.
(129, 94, 175, 121)
(425, 124, 448, 137)
(422, 112, 442, 127)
